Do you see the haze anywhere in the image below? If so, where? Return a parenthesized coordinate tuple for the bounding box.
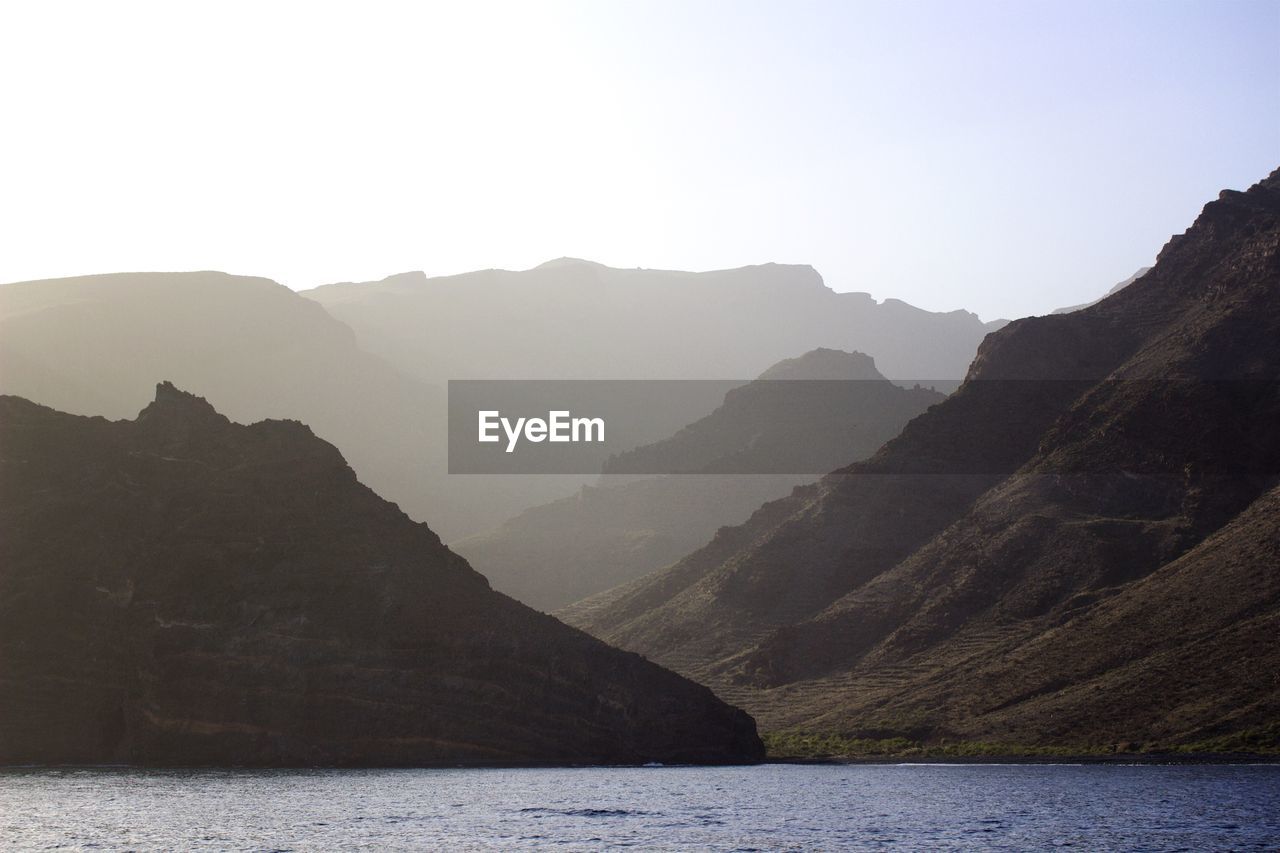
(1, 0, 1276, 319)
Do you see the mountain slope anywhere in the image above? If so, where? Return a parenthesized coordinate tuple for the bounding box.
(564, 169, 1280, 749)
(456, 350, 943, 611)
(0, 385, 762, 766)
(1052, 266, 1151, 313)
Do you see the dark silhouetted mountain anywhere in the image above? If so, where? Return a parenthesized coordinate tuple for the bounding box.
(0, 385, 762, 766)
(455, 350, 943, 611)
(1053, 267, 1152, 314)
(564, 169, 1280, 751)
(305, 261, 1004, 383)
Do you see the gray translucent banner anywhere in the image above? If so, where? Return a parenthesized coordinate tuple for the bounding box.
(447, 378, 1280, 475)
(449, 378, 953, 474)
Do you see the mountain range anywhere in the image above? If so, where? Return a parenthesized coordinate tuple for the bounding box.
(0, 264, 1002, 541)
(563, 169, 1280, 752)
(4, 170, 1272, 760)
(456, 349, 944, 611)
(304, 260, 1005, 384)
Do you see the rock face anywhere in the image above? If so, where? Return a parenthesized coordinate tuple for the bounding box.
(454, 350, 943, 612)
(564, 169, 1280, 750)
(0, 385, 762, 766)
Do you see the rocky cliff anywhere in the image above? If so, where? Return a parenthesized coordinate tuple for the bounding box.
(0, 384, 762, 766)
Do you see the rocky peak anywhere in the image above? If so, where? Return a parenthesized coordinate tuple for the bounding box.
(135, 381, 229, 430)
(1155, 167, 1280, 269)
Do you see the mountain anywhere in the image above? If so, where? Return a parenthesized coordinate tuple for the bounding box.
(0, 272, 465, 528)
(306, 262, 1000, 540)
(0, 384, 762, 766)
(305, 261, 1004, 383)
(456, 350, 943, 611)
(755, 348, 890, 380)
(0, 267, 999, 541)
(0, 271, 602, 540)
(563, 169, 1280, 752)
(1053, 267, 1152, 314)
(0, 271, 397, 423)
(602, 349, 943, 476)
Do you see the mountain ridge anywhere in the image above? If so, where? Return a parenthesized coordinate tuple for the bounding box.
(303, 260, 1004, 383)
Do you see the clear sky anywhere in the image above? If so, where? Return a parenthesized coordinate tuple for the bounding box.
(2, 0, 1276, 320)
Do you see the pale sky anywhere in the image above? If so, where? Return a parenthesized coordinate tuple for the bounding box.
(2, 0, 1276, 320)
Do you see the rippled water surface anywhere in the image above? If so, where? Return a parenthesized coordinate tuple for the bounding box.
(2, 764, 1278, 850)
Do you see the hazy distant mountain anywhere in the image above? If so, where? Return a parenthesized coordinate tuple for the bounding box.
(0, 384, 761, 766)
(305, 261, 999, 539)
(1052, 267, 1151, 314)
(305, 260, 1005, 383)
(0, 271, 383, 421)
(564, 170, 1280, 752)
(603, 349, 942, 476)
(0, 272, 590, 539)
(0, 272, 465, 525)
(1, 265, 1000, 541)
(454, 350, 943, 611)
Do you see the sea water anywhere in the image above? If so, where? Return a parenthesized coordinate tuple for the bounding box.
(1, 763, 1278, 850)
